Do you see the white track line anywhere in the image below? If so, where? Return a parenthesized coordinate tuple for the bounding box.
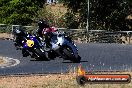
(0, 57, 20, 68)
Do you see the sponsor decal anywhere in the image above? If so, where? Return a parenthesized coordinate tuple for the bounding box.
(76, 65, 131, 85)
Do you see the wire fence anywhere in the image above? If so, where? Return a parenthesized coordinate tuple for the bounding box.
(0, 24, 132, 44)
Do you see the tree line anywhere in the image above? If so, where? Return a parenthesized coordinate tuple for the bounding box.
(0, 0, 45, 25)
(62, 0, 132, 31)
(0, 0, 131, 31)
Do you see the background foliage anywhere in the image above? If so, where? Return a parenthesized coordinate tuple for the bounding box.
(62, 0, 132, 31)
(37, 4, 67, 28)
(0, 0, 131, 31)
(0, 0, 45, 25)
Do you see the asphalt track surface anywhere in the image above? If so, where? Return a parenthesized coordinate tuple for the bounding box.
(0, 40, 132, 75)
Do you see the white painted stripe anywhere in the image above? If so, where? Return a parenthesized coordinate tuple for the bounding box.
(0, 56, 20, 68)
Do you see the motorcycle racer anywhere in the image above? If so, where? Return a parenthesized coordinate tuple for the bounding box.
(35, 19, 57, 50)
(12, 27, 31, 57)
(13, 26, 27, 49)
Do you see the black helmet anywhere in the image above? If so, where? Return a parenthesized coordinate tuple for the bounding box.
(13, 27, 21, 35)
(13, 26, 26, 36)
(38, 19, 49, 29)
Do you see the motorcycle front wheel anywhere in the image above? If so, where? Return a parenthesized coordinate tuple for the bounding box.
(34, 48, 50, 61)
(62, 46, 81, 63)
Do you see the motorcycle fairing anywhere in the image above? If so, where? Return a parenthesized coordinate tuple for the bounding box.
(23, 34, 42, 49)
(51, 34, 78, 58)
(26, 40, 34, 47)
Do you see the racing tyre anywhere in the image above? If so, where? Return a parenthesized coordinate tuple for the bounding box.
(22, 49, 30, 57)
(35, 49, 50, 61)
(63, 47, 81, 63)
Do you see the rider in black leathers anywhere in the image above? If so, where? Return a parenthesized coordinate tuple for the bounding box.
(13, 26, 30, 57)
(35, 19, 56, 49)
(13, 26, 27, 49)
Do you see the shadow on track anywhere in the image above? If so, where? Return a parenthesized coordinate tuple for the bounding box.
(30, 59, 50, 61)
(62, 60, 88, 63)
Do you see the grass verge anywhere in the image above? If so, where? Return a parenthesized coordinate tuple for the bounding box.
(0, 72, 132, 88)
